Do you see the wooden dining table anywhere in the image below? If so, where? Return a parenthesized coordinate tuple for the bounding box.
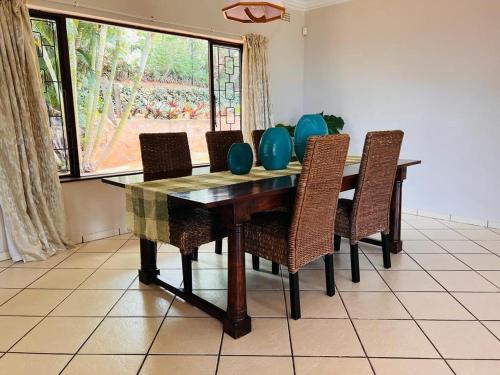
(102, 158, 420, 339)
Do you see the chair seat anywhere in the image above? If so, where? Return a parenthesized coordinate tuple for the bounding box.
(335, 198, 353, 238)
(169, 208, 226, 255)
(244, 211, 291, 267)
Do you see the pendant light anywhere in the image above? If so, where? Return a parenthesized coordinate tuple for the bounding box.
(222, 1, 286, 23)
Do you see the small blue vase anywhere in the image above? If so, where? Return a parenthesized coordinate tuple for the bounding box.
(294, 114, 329, 163)
(227, 143, 253, 175)
(259, 128, 293, 170)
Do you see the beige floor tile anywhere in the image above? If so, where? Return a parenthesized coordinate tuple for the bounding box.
(0, 316, 42, 351)
(334, 270, 390, 292)
(285, 290, 348, 318)
(79, 239, 127, 253)
(420, 230, 467, 241)
(140, 355, 218, 375)
(290, 319, 364, 356)
(157, 253, 183, 269)
(168, 291, 226, 318)
(403, 241, 447, 254)
(246, 269, 283, 290)
(192, 269, 228, 289)
(355, 320, 439, 358)
(380, 271, 444, 291)
(0, 268, 48, 288)
(129, 270, 183, 289)
(476, 241, 500, 253)
(401, 230, 428, 241)
(63, 355, 144, 375)
(109, 290, 173, 317)
(28, 268, 94, 289)
(332, 253, 374, 270)
(81, 317, 162, 354)
(457, 230, 500, 241)
(0, 289, 20, 305)
(479, 271, 500, 288)
(419, 320, 500, 359)
(222, 318, 290, 355)
(11, 251, 74, 268)
(57, 253, 112, 269)
(429, 271, 498, 292)
(371, 358, 453, 375)
(0, 353, 71, 375)
(99, 253, 140, 269)
(79, 269, 137, 289)
(453, 293, 500, 320)
(366, 254, 422, 270)
(116, 240, 140, 253)
(404, 217, 449, 230)
(151, 317, 221, 354)
(0, 289, 71, 316)
(341, 292, 410, 319)
(396, 292, 474, 320)
(410, 254, 470, 270)
(437, 241, 490, 254)
(283, 270, 324, 291)
(294, 357, 373, 375)
(248, 290, 287, 317)
(0, 260, 13, 267)
(12, 317, 101, 354)
(218, 356, 294, 375)
(483, 321, 500, 339)
(455, 254, 500, 270)
(114, 233, 134, 240)
(448, 360, 500, 375)
(192, 253, 228, 269)
(440, 220, 484, 230)
(50, 289, 124, 316)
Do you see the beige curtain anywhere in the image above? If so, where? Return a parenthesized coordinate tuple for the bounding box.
(0, 0, 70, 262)
(242, 33, 273, 148)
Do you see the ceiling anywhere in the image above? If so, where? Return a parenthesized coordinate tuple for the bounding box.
(285, 0, 351, 11)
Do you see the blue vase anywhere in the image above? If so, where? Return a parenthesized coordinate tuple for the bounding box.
(227, 143, 253, 175)
(259, 128, 293, 170)
(294, 114, 329, 163)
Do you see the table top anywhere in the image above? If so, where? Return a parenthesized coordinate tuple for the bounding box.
(103, 159, 421, 209)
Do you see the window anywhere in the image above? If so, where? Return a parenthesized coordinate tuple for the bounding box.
(29, 11, 242, 178)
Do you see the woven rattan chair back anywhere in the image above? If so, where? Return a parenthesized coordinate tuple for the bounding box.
(350, 130, 404, 242)
(139, 132, 193, 182)
(205, 130, 244, 172)
(288, 134, 350, 272)
(251, 129, 265, 166)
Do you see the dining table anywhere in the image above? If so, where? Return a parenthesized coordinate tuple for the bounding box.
(102, 158, 421, 339)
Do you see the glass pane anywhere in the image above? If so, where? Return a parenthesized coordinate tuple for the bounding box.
(66, 18, 211, 175)
(31, 17, 70, 175)
(213, 45, 241, 131)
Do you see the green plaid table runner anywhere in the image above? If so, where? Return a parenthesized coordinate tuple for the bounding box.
(126, 157, 361, 243)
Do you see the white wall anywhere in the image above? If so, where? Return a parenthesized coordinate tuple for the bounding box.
(28, 0, 305, 242)
(304, 0, 500, 225)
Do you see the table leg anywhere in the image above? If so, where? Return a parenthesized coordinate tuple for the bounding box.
(224, 223, 251, 338)
(139, 239, 160, 284)
(389, 179, 404, 254)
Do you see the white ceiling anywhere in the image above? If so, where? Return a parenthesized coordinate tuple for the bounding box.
(285, 0, 351, 11)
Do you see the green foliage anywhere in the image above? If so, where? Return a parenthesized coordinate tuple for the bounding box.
(275, 123, 296, 137)
(321, 112, 345, 134)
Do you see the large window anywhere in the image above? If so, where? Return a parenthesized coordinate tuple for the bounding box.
(30, 11, 242, 178)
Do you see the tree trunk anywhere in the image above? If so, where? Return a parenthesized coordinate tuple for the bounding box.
(67, 19, 82, 166)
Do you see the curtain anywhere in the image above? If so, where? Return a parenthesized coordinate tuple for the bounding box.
(242, 33, 273, 149)
(0, 0, 70, 262)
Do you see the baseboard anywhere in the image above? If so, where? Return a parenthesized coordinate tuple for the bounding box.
(82, 228, 120, 243)
(403, 207, 498, 229)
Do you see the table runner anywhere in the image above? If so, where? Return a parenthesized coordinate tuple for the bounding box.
(126, 157, 361, 243)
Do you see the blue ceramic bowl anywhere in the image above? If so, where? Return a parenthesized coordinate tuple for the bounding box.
(227, 143, 253, 175)
(259, 127, 293, 170)
(294, 114, 329, 163)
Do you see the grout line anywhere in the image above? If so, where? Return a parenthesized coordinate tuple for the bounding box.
(279, 266, 297, 375)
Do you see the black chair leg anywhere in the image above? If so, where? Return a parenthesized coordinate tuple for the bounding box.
(191, 247, 198, 262)
(334, 235, 341, 252)
(181, 254, 192, 293)
(381, 233, 392, 269)
(272, 262, 280, 275)
(350, 244, 360, 283)
(215, 239, 223, 255)
(324, 253, 335, 296)
(252, 255, 260, 270)
(289, 272, 301, 320)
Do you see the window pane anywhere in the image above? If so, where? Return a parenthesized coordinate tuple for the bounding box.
(31, 17, 70, 175)
(213, 44, 241, 131)
(66, 18, 211, 175)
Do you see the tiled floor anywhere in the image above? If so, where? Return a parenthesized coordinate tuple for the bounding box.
(0, 214, 499, 374)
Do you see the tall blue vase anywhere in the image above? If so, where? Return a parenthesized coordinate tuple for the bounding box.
(259, 128, 293, 170)
(294, 114, 329, 163)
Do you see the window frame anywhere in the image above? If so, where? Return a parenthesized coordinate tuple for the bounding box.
(29, 9, 243, 182)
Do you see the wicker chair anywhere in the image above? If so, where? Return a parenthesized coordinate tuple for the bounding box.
(251, 129, 265, 166)
(139, 133, 226, 292)
(334, 130, 404, 283)
(205, 130, 244, 173)
(245, 134, 350, 319)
